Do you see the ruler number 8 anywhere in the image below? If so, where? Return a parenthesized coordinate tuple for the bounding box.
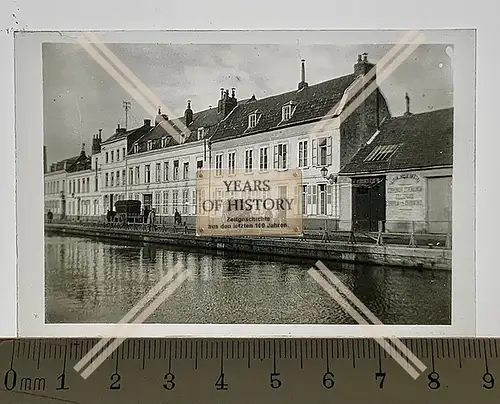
(428, 371, 440, 390)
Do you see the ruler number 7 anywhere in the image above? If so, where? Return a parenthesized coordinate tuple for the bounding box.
(375, 372, 386, 389)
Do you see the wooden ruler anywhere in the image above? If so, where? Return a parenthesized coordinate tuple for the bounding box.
(0, 339, 499, 403)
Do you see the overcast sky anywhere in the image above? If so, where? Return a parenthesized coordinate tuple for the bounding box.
(43, 43, 453, 164)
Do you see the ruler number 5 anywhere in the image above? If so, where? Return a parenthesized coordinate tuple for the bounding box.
(270, 372, 282, 389)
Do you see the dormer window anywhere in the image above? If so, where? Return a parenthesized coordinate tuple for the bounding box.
(282, 104, 292, 121)
(161, 136, 167, 148)
(248, 113, 257, 129)
(147, 140, 152, 151)
(133, 143, 139, 153)
(197, 127, 205, 140)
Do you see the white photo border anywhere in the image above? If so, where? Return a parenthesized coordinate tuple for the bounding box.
(16, 29, 475, 338)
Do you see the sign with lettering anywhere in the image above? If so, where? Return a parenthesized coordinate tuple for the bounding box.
(386, 172, 425, 221)
(196, 169, 303, 236)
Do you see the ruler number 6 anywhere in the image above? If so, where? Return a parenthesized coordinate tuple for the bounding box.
(323, 372, 335, 389)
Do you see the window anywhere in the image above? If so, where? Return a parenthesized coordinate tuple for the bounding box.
(105, 152, 109, 164)
(135, 166, 140, 184)
(154, 191, 161, 212)
(215, 154, 223, 176)
(111, 172, 114, 187)
(134, 144, 139, 153)
(228, 151, 236, 175)
(122, 170, 126, 186)
(312, 137, 332, 166)
(273, 143, 288, 170)
(116, 171, 120, 186)
(111, 150, 114, 162)
(196, 158, 203, 171)
(156, 163, 161, 182)
(319, 184, 327, 215)
(197, 127, 205, 140)
(81, 178, 85, 193)
(129, 168, 134, 185)
(122, 147, 126, 158)
(245, 149, 253, 173)
(182, 189, 189, 214)
(147, 140, 152, 151)
(282, 104, 292, 121)
(248, 113, 257, 129)
(117, 149, 120, 161)
(298, 140, 308, 167)
(95, 176, 98, 192)
(95, 157, 98, 170)
(105, 173, 109, 187)
(145, 165, 151, 183)
(163, 191, 169, 214)
(161, 137, 167, 148)
(259, 147, 268, 171)
(163, 162, 169, 181)
(86, 178, 90, 193)
(192, 190, 196, 214)
(173, 160, 179, 180)
(172, 190, 179, 212)
(364, 144, 401, 162)
(302, 185, 307, 214)
(183, 162, 189, 180)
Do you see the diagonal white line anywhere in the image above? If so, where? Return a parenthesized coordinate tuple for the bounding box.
(83, 32, 188, 138)
(79, 268, 191, 379)
(314, 261, 427, 372)
(308, 267, 424, 379)
(76, 36, 183, 144)
(74, 263, 183, 372)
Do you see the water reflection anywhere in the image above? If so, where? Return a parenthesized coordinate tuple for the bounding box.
(45, 234, 451, 325)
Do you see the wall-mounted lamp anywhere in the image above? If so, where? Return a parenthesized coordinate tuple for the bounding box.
(320, 166, 338, 184)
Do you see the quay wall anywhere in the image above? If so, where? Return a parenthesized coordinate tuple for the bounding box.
(44, 224, 451, 271)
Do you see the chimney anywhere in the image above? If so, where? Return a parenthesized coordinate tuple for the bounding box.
(98, 128, 102, 139)
(298, 59, 308, 90)
(92, 130, 102, 154)
(354, 52, 375, 76)
(217, 87, 237, 117)
(43, 145, 47, 174)
(80, 142, 86, 157)
(184, 100, 193, 126)
(404, 92, 412, 116)
(143, 118, 151, 127)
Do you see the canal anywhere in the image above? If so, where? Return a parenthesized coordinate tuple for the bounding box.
(45, 234, 451, 325)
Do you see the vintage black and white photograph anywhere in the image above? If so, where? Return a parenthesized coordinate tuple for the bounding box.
(13, 30, 475, 336)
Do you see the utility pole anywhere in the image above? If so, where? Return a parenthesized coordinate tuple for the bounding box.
(122, 100, 131, 129)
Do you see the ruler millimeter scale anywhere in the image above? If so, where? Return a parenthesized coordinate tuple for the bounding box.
(0, 339, 499, 403)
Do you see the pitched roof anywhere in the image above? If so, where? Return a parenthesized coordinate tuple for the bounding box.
(210, 73, 357, 142)
(339, 107, 453, 175)
(128, 107, 223, 155)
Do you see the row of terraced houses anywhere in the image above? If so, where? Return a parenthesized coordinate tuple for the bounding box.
(44, 54, 453, 234)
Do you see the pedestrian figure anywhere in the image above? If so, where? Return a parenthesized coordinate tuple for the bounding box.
(148, 208, 156, 231)
(184, 220, 188, 234)
(47, 210, 53, 223)
(106, 209, 111, 223)
(321, 227, 329, 243)
(143, 206, 149, 226)
(174, 209, 182, 226)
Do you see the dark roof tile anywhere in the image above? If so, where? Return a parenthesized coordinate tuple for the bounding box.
(339, 107, 453, 175)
